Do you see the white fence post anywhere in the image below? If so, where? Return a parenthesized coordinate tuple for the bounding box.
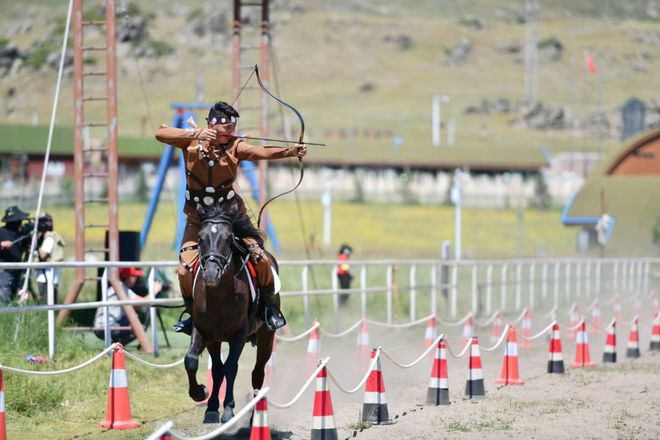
(430, 264, 437, 318)
(486, 264, 493, 314)
(148, 268, 159, 356)
(529, 262, 535, 311)
(386, 264, 393, 324)
(102, 268, 110, 347)
(564, 262, 571, 303)
(500, 264, 508, 312)
(302, 265, 310, 324)
(471, 264, 478, 315)
(47, 268, 56, 359)
(450, 264, 458, 319)
(360, 265, 367, 318)
(409, 264, 417, 322)
(542, 262, 548, 302)
(515, 263, 522, 311)
(575, 261, 581, 299)
(553, 261, 560, 307)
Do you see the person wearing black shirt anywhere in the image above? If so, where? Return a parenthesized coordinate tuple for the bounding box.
(0, 206, 30, 303)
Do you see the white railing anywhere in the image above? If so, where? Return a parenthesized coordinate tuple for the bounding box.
(0, 257, 658, 358)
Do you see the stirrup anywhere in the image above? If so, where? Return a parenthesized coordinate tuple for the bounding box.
(172, 317, 193, 336)
(264, 306, 286, 332)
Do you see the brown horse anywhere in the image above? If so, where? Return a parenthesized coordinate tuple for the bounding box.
(184, 201, 277, 424)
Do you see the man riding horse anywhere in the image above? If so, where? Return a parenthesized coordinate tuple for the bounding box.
(155, 101, 307, 334)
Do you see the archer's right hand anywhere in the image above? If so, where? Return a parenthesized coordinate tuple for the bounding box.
(197, 128, 217, 143)
(0, 240, 12, 250)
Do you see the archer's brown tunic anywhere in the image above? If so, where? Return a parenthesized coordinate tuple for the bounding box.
(155, 125, 298, 298)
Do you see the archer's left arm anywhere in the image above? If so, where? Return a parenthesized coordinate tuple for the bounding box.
(235, 142, 308, 161)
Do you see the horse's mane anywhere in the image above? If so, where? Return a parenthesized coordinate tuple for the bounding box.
(197, 202, 265, 247)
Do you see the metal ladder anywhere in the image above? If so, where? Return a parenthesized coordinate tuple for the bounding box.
(59, 0, 152, 352)
(231, 0, 272, 227)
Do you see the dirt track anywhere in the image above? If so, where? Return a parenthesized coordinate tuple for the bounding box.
(169, 315, 660, 439)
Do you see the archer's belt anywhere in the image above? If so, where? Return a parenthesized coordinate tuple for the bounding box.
(184, 186, 236, 207)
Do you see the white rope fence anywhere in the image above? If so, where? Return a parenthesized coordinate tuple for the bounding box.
(148, 387, 270, 440)
(270, 357, 330, 409)
(0, 343, 116, 375)
(480, 324, 512, 352)
(367, 313, 435, 329)
(320, 319, 363, 338)
(437, 312, 472, 327)
(275, 322, 319, 342)
(327, 349, 381, 394)
(380, 334, 444, 368)
(509, 308, 528, 325)
(475, 310, 500, 327)
(519, 320, 556, 341)
(123, 351, 185, 369)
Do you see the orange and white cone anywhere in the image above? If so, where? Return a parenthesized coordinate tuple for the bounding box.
(547, 323, 565, 374)
(200, 353, 226, 405)
(307, 324, 320, 367)
(567, 304, 580, 339)
(356, 318, 370, 367)
(591, 301, 602, 334)
(0, 370, 6, 440)
(650, 312, 660, 352)
(571, 321, 594, 368)
(463, 313, 474, 346)
(626, 316, 640, 359)
(603, 320, 617, 363)
(491, 311, 503, 342)
(99, 344, 140, 430)
(613, 296, 622, 321)
(424, 316, 436, 349)
(425, 338, 450, 405)
(465, 337, 486, 399)
(362, 349, 392, 425)
(250, 396, 271, 440)
(311, 366, 338, 439)
(519, 308, 532, 348)
(497, 326, 524, 385)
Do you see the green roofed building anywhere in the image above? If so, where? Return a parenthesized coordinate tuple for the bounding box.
(561, 128, 660, 256)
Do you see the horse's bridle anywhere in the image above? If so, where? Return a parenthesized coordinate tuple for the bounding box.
(199, 218, 233, 274)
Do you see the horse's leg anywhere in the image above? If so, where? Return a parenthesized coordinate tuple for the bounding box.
(221, 326, 247, 423)
(184, 329, 208, 402)
(203, 342, 224, 424)
(252, 326, 275, 390)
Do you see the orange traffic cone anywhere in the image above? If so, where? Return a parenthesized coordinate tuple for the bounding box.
(200, 352, 227, 405)
(497, 326, 524, 385)
(603, 319, 617, 363)
(463, 313, 474, 346)
(362, 349, 392, 425)
(491, 311, 503, 342)
(547, 323, 565, 374)
(311, 366, 338, 439)
(307, 324, 320, 368)
(99, 344, 140, 430)
(591, 300, 602, 334)
(250, 396, 271, 440)
(650, 312, 660, 352)
(424, 316, 436, 349)
(0, 370, 6, 440)
(356, 318, 370, 366)
(519, 308, 532, 348)
(465, 337, 485, 399)
(571, 321, 594, 368)
(613, 296, 622, 321)
(626, 316, 640, 359)
(567, 304, 580, 339)
(425, 338, 450, 405)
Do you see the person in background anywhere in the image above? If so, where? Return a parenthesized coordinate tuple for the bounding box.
(0, 205, 30, 303)
(34, 213, 65, 304)
(94, 267, 161, 345)
(337, 244, 354, 305)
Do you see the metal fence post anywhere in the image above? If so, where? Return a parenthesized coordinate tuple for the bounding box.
(387, 264, 393, 324)
(471, 263, 478, 315)
(302, 265, 310, 324)
(613, 261, 619, 292)
(515, 263, 522, 311)
(565, 262, 571, 303)
(542, 262, 548, 302)
(360, 265, 367, 318)
(596, 260, 601, 297)
(430, 264, 437, 318)
(529, 262, 535, 311)
(486, 264, 493, 314)
(102, 268, 110, 347)
(331, 265, 339, 332)
(409, 264, 417, 321)
(500, 264, 508, 312)
(47, 268, 56, 359)
(553, 261, 560, 308)
(450, 264, 458, 319)
(575, 261, 581, 299)
(148, 268, 159, 356)
(585, 261, 591, 298)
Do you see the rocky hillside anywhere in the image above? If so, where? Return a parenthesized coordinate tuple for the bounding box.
(1, 0, 659, 164)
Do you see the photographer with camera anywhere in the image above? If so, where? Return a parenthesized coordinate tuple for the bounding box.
(0, 206, 30, 303)
(34, 213, 65, 304)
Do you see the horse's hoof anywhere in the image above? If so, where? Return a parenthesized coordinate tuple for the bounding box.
(221, 406, 234, 423)
(203, 411, 220, 424)
(189, 384, 208, 402)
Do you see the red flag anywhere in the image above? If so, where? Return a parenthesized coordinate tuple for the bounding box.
(584, 50, 597, 74)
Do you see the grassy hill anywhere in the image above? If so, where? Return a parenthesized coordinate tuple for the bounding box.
(1, 0, 659, 166)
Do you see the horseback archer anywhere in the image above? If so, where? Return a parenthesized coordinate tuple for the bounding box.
(155, 101, 307, 334)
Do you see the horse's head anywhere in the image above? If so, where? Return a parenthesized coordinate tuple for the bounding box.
(196, 202, 237, 287)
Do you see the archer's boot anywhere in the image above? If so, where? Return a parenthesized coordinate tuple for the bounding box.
(261, 284, 286, 331)
(172, 296, 193, 335)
